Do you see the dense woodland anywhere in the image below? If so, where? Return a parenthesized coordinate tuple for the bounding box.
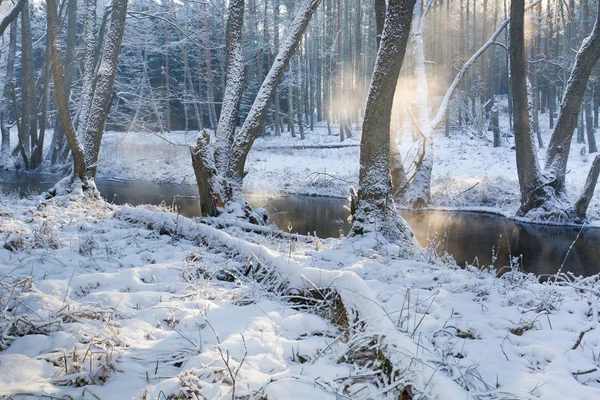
(4, 2, 600, 398)
(1, 0, 600, 226)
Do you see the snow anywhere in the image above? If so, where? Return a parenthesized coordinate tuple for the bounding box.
(1, 194, 599, 398)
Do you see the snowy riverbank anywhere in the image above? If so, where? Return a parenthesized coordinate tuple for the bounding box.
(4, 106, 598, 223)
(1, 194, 600, 399)
(94, 114, 600, 222)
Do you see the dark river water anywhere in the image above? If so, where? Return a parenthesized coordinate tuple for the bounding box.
(1, 171, 599, 277)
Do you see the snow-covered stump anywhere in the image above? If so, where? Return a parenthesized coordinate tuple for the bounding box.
(190, 132, 228, 217)
(115, 206, 466, 399)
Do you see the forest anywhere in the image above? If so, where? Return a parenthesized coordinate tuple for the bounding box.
(1, 0, 600, 399)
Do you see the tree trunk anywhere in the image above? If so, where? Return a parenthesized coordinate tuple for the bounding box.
(20, 0, 36, 167)
(47, 0, 88, 185)
(545, 4, 600, 191)
(214, 0, 244, 174)
(191, 0, 322, 215)
(227, 0, 323, 198)
(573, 154, 600, 220)
(273, 0, 282, 136)
(78, 0, 98, 149)
(0, 19, 17, 167)
(162, 0, 171, 132)
(586, 102, 598, 153)
(0, 0, 24, 37)
(351, 0, 417, 244)
(48, 0, 77, 165)
(83, 0, 129, 179)
(202, 1, 218, 130)
(510, 0, 545, 215)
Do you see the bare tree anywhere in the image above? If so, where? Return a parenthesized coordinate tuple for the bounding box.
(47, 0, 77, 165)
(350, 0, 418, 245)
(510, 2, 600, 220)
(0, 19, 17, 166)
(47, 0, 88, 187)
(19, 0, 36, 168)
(509, 0, 544, 214)
(83, 0, 129, 179)
(191, 0, 322, 217)
(0, 0, 24, 37)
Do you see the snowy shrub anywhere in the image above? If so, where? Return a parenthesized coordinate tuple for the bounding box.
(46, 341, 120, 387)
(32, 221, 61, 250)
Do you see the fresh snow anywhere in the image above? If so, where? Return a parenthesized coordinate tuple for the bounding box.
(1, 193, 600, 399)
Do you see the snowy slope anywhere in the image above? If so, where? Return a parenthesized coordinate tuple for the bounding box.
(1, 195, 599, 399)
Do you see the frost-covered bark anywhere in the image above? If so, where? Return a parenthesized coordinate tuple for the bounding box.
(0, 0, 23, 37)
(0, 20, 16, 167)
(351, 0, 418, 244)
(78, 0, 97, 147)
(226, 0, 322, 199)
(47, 0, 88, 186)
(573, 155, 600, 220)
(214, 0, 244, 175)
(191, 0, 321, 216)
(545, 4, 600, 190)
(84, 0, 129, 179)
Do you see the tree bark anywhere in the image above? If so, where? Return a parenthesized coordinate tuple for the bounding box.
(214, 0, 244, 174)
(0, 0, 23, 37)
(545, 4, 600, 190)
(191, 0, 321, 215)
(20, 0, 36, 167)
(83, 0, 129, 179)
(510, 0, 544, 214)
(49, 0, 77, 165)
(78, 0, 97, 150)
(0, 19, 17, 167)
(226, 0, 323, 199)
(573, 154, 600, 220)
(47, 0, 88, 185)
(351, 0, 417, 244)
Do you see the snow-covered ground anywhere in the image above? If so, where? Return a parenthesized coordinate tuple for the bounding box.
(1, 193, 600, 399)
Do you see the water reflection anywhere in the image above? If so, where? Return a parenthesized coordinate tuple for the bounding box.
(1, 171, 599, 277)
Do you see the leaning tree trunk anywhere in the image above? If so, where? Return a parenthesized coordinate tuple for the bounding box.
(83, 0, 129, 179)
(48, 0, 77, 165)
(47, 0, 88, 186)
(213, 0, 245, 175)
(0, 20, 17, 167)
(350, 0, 418, 245)
(0, 0, 24, 37)
(573, 154, 600, 220)
(226, 0, 323, 199)
(545, 4, 600, 191)
(191, 0, 323, 217)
